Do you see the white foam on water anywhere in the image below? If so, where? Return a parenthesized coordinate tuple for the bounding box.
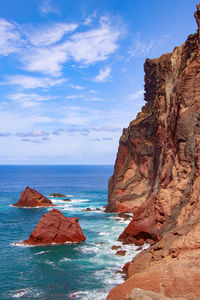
(59, 257, 71, 262)
(10, 242, 33, 248)
(98, 231, 110, 236)
(35, 250, 50, 255)
(69, 288, 111, 300)
(71, 198, 89, 203)
(12, 288, 42, 298)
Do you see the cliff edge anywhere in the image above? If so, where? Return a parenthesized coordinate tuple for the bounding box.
(106, 5, 200, 246)
(106, 4, 200, 300)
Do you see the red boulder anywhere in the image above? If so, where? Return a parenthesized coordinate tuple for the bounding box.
(24, 209, 86, 245)
(13, 186, 54, 208)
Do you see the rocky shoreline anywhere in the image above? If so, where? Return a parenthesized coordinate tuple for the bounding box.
(106, 4, 200, 299)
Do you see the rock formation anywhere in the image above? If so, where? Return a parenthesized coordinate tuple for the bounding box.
(107, 220, 200, 299)
(106, 4, 200, 246)
(23, 209, 86, 245)
(49, 193, 66, 198)
(13, 186, 54, 207)
(107, 4, 200, 300)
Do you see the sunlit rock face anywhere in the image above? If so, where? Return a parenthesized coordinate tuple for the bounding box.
(107, 5, 200, 245)
(13, 186, 54, 207)
(23, 209, 86, 245)
(106, 5, 200, 300)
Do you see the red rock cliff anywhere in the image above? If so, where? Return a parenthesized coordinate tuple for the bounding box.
(107, 5, 200, 300)
(107, 5, 200, 245)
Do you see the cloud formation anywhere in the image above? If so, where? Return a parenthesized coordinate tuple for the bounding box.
(94, 66, 111, 82)
(0, 16, 122, 77)
(0, 19, 23, 56)
(8, 92, 54, 107)
(2, 75, 66, 89)
(39, 0, 60, 15)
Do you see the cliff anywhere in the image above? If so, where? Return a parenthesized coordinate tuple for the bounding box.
(106, 5, 200, 245)
(106, 4, 200, 300)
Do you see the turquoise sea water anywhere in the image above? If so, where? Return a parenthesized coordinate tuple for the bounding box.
(0, 165, 147, 300)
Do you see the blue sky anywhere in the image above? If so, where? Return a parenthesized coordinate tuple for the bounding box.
(0, 0, 198, 164)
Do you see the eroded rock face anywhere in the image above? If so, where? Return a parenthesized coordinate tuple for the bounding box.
(106, 5, 200, 245)
(23, 209, 86, 245)
(107, 219, 200, 300)
(107, 5, 200, 300)
(13, 186, 54, 207)
(130, 289, 185, 300)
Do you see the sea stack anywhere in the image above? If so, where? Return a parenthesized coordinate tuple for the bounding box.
(13, 186, 54, 207)
(106, 4, 200, 300)
(23, 209, 86, 245)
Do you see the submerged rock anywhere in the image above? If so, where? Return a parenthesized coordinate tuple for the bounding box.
(116, 250, 126, 256)
(23, 209, 86, 245)
(13, 186, 54, 208)
(49, 193, 66, 198)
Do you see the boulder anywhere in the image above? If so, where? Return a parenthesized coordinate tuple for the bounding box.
(23, 209, 86, 245)
(116, 250, 126, 256)
(13, 186, 54, 208)
(111, 245, 121, 250)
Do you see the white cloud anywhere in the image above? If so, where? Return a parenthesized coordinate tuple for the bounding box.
(128, 35, 154, 59)
(69, 84, 84, 90)
(128, 89, 144, 100)
(40, 0, 59, 15)
(66, 20, 120, 65)
(21, 45, 68, 77)
(0, 16, 122, 77)
(21, 18, 121, 76)
(25, 23, 78, 47)
(8, 92, 54, 107)
(0, 19, 24, 56)
(2, 75, 66, 89)
(94, 66, 111, 82)
(66, 95, 84, 100)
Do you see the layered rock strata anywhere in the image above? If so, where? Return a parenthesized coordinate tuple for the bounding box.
(107, 5, 200, 246)
(107, 4, 200, 300)
(23, 209, 86, 245)
(13, 186, 54, 208)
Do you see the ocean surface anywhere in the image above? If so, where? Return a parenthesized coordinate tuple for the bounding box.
(0, 165, 147, 300)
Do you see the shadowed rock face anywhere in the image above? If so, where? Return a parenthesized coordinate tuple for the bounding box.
(13, 186, 54, 207)
(24, 209, 86, 245)
(106, 5, 200, 245)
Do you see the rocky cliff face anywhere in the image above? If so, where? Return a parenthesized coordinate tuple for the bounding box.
(106, 4, 200, 300)
(107, 5, 200, 245)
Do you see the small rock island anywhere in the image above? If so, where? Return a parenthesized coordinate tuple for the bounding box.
(13, 186, 54, 208)
(23, 209, 86, 245)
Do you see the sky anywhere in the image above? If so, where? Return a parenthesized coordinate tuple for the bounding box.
(0, 0, 198, 165)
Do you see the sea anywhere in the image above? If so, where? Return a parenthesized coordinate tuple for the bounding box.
(0, 165, 148, 300)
